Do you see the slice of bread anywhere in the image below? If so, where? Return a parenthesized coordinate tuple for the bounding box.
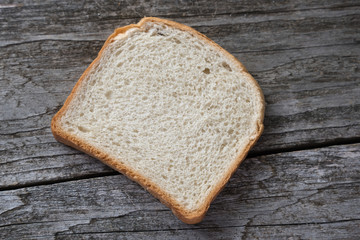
(51, 17, 265, 224)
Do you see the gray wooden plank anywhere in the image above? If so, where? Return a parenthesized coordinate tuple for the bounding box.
(54, 221, 360, 240)
(0, 40, 116, 188)
(245, 44, 360, 152)
(0, 144, 359, 239)
(1, 0, 358, 47)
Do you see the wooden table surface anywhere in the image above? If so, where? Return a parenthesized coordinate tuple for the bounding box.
(1, 0, 359, 239)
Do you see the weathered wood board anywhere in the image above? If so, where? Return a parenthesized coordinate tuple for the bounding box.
(0, 0, 359, 239)
(1, 144, 359, 239)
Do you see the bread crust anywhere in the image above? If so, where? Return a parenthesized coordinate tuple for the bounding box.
(51, 17, 265, 224)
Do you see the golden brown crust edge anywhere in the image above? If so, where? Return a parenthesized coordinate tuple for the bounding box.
(51, 17, 265, 224)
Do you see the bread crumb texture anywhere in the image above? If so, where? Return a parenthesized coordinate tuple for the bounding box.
(58, 22, 263, 211)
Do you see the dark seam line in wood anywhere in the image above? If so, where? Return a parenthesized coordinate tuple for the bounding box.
(167, 4, 360, 19)
(52, 218, 360, 236)
(0, 153, 85, 165)
(0, 172, 119, 192)
(0, 39, 104, 49)
(224, 180, 360, 193)
(1, 140, 359, 192)
(245, 218, 360, 228)
(266, 84, 358, 95)
(262, 124, 360, 136)
(0, 219, 92, 229)
(0, 126, 50, 136)
(0, 90, 74, 96)
(247, 136, 360, 158)
(0, 141, 58, 153)
(0, 114, 56, 123)
(232, 42, 360, 54)
(218, 181, 360, 201)
(0, 108, 58, 122)
(1, 139, 359, 191)
(22, 235, 54, 239)
(5, 166, 107, 175)
(0, 209, 170, 229)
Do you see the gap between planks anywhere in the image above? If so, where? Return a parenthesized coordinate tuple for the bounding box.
(1, 138, 360, 192)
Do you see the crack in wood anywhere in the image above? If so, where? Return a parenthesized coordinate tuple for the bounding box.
(0, 108, 57, 122)
(0, 39, 105, 49)
(0, 141, 60, 153)
(0, 126, 50, 136)
(0, 152, 85, 165)
(248, 137, 360, 158)
(0, 172, 118, 191)
(233, 42, 359, 54)
(0, 146, 358, 238)
(52, 218, 360, 236)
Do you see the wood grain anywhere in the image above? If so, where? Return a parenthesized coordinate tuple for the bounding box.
(1, 1, 359, 188)
(1, 0, 359, 238)
(1, 144, 359, 239)
(1, 0, 358, 47)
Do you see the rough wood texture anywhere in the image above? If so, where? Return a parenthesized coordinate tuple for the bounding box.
(1, 0, 359, 238)
(1, 0, 359, 47)
(1, 144, 359, 239)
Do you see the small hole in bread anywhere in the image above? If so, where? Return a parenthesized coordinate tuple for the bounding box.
(105, 90, 113, 99)
(78, 126, 90, 133)
(173, 38, 181, 44)
(219, 144, 226, 152)
(222, 62, 232, 72)
(203, 68, 210, 74)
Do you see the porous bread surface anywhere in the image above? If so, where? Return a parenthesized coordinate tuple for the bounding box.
(57, 21, 263, 212)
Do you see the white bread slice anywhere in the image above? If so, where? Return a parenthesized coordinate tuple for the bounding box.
(51, 17, 265, 224)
